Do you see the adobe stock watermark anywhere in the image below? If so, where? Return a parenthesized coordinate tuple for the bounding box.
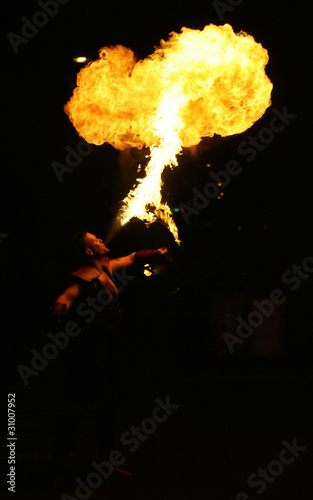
(237, 107, 297, 162)
(61, 395, 180, 500)
(178, 106, 297, 225)
(223, 255, 313, 353)
(178, 159, 242, 224)
(7, 0, 71, 55)
(17, 268, 135, 386)
(213, 0, 244, 22)
(236, 437, 307, 499)
(51, 140, 94, 182)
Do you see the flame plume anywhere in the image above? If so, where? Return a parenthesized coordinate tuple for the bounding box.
(65, 24, 273, 244)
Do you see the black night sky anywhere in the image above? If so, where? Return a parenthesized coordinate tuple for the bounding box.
(1, 1, 313, 498)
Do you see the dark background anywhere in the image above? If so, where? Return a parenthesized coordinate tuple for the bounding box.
(1, 1, 313, 498)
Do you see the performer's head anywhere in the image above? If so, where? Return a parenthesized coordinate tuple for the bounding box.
(72, 229, 109, 263)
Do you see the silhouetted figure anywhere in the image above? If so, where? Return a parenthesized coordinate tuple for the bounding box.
(51, 230, 168, 476)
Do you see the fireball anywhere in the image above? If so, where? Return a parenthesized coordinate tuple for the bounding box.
(65, 24, 273, 244)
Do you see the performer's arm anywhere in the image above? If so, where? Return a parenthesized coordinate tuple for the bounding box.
(110, 248, 169, 271)
(110, 252, 136, 271)
(51, 283, 80, 317)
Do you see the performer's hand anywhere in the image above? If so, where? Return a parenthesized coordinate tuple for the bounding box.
(157, 247, 170, 259)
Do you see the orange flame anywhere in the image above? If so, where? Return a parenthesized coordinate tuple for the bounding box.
(65, 24, 273, 243)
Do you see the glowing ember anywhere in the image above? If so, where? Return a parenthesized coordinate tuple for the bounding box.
(65, 24, 273, 244)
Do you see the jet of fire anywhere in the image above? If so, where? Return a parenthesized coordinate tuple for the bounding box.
(65, 24, 273, 244)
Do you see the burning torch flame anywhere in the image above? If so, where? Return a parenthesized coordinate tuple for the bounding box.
(65, 24, 273, 244)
